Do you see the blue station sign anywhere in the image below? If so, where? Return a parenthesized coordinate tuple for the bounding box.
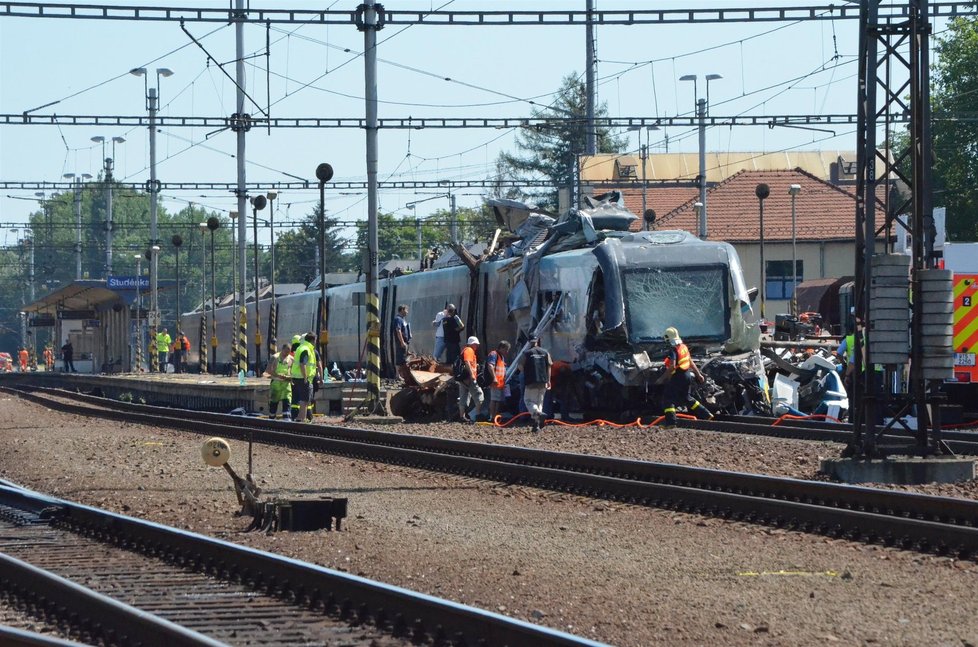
(108, 275, 149, 290)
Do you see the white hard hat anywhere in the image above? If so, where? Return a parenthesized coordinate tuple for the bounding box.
(467, 336, 480, 345)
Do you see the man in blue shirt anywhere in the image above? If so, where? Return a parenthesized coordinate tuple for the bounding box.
(393, 304, 412, 382)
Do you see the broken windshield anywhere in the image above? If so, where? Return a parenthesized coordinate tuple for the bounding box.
(621, 265, 730, 344)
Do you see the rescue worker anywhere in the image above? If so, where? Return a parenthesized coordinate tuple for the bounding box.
(442, 304, 465, 365)
(518, 335, 552, 432)
(485, 340, 511, 422)
(61, 340, 75, 373)
(156, 327, 171, 372)
(655, 326, 712, 429)
(290, 333, 317, 422)
(432, 306, 449, 362)
(266, 342, 293, 419)
(42, 345, 54, 372)
(393, 304, 412, 382)
(456, 335, 483, 423)
(18, 347, 28, 372)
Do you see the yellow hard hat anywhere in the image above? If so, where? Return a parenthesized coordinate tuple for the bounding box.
(663, 327, 680, 343)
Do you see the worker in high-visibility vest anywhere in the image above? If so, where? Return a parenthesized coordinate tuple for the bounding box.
(289, 333, 317, 422)
(18, 348, 28, 372)
(655, 326, 713, 429)
(42, 345, 54, 372)
(266, 342, 293, 419)
(155, 328, 171, 373)
(485, 340, 511, 422)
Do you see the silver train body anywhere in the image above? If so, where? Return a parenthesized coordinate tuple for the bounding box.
(182, 229, 766, 417)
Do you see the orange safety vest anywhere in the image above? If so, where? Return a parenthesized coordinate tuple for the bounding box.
(18, 350, 28, 366)
(489, 351, 506, 389)
(665, 343, 692, 372)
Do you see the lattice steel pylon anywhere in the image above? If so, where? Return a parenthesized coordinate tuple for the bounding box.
(850, 0, 949, 458)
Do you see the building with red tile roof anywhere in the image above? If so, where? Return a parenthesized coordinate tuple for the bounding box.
(600, 168, 887, 320)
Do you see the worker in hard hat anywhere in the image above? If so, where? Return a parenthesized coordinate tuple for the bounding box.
(655, 326, 713, 429)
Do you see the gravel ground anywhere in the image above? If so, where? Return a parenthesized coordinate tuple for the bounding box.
(2, 397, 978, 646)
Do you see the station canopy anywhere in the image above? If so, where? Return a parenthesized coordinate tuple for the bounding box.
(20, 280, 124, 315)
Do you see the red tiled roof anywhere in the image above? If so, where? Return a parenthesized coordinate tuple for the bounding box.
(615, 185, 700, 231)
(642, 168, 884, 242)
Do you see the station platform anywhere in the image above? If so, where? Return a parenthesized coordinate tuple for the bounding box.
(0, 371, 386, 417)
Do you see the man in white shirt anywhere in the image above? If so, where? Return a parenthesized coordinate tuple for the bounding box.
(432, 306, 448, 362)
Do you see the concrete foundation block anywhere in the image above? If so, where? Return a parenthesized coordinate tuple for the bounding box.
(820, 457, 975, 485)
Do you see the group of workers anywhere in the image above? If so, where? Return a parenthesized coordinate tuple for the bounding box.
(265, 332, 322, 422)
(12, 341, 75, 373)
(153, 328, 192, 373)
(394, 303, 711, 431)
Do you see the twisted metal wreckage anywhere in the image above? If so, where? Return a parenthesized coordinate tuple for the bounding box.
(396, 192, 850, 422)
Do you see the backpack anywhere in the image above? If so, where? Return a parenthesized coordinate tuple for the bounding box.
(452, 355, 469, 382)
(480, 351, 498, 388)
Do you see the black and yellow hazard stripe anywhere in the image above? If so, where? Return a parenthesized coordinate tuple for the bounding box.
(366, 292, 381, 413)
(198, 314, 208, 374)
(210, 315, 218, 375)
(267, 302, 277, 357)
(135, 327, 143, 372)
(238, 305, 248, 375)
(149, 324, 158, 373)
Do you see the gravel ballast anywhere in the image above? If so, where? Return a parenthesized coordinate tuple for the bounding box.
(2, 397, 978, 646)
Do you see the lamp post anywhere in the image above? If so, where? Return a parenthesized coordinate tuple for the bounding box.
(250, 194, 267, 373)
(788, 184, 802, 315)
(316, 163, 334, 364)
(131, 66, 173, 374)
(197, 223, 208, 374)
(755, 183, 770, 320)
(91, 136, 125, 277)
(679, 73, 722, 239)
(627, 125, 661, 230)
(266, 191, 278, 355)
(206, 216, 220, 374)
(172, 234, 183, 330)
(63, 172, 91, 280)
(134, 253, 143, 372)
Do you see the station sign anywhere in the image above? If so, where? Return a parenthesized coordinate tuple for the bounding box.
(29, 314, 55, 327)
(108, 275, 150, 290)
(83, 319, 101, 329)
(58, 309, 96, 320)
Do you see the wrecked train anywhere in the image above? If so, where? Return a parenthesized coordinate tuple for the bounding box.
(182, 193, 769, 418)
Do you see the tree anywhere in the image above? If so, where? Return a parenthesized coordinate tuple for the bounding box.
(495, 73, 627, 210)
(932, 16, 978, 240)
(273, 205, 353, 285)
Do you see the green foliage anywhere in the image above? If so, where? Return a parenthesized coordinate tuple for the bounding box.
(495, 73, 627, 209)
(933, 16, 978, 240)
(354, 205, 498, 264)
(272, 204, 353, 285)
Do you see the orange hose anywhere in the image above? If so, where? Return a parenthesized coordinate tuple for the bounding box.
(772, 413, 842, 426)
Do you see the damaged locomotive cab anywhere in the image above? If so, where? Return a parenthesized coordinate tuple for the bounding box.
(565, 228, 767, 418)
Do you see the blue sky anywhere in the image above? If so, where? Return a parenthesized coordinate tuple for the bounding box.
(0, 1, 939, 249)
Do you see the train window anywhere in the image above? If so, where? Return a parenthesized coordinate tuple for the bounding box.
(537, 290, 573, 331)
(621, 265, 729, 343)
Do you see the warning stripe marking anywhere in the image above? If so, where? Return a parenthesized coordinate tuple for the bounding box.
(954, 276, 978, 350)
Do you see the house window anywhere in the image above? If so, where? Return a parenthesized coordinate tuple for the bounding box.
(765, 260, 803, 300)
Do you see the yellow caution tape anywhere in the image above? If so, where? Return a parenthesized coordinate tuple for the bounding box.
(737, 570, 839, 577)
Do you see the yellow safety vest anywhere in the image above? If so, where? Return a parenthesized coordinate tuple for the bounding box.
(289, 341, 317, 381)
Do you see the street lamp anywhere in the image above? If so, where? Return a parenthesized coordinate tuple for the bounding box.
(250, 193, 267, 373)
(64, 173, 80, 280)
(134, 253, 143, 372)
(680, 73, 722, 239)
(131, 66, 174, 373)
(198, 222, 208, 375)
(755, 183, 770, 320)
(91, 136, 125, 277)
(316, 163, 334, 364)
(627, 125, 661, 230)
(172, 234, 183, 332)
(229, 210, 239, 371)
(788, 184, 802, 314)
(266, 191, 278, 355)
(206, 216, 220, 374)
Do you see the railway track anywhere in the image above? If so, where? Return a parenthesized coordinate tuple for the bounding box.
(6, 386, 978, 560)
(0, 481, 602, 647)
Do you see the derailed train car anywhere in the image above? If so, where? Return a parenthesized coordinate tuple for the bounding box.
(182, 193, 769, 418)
